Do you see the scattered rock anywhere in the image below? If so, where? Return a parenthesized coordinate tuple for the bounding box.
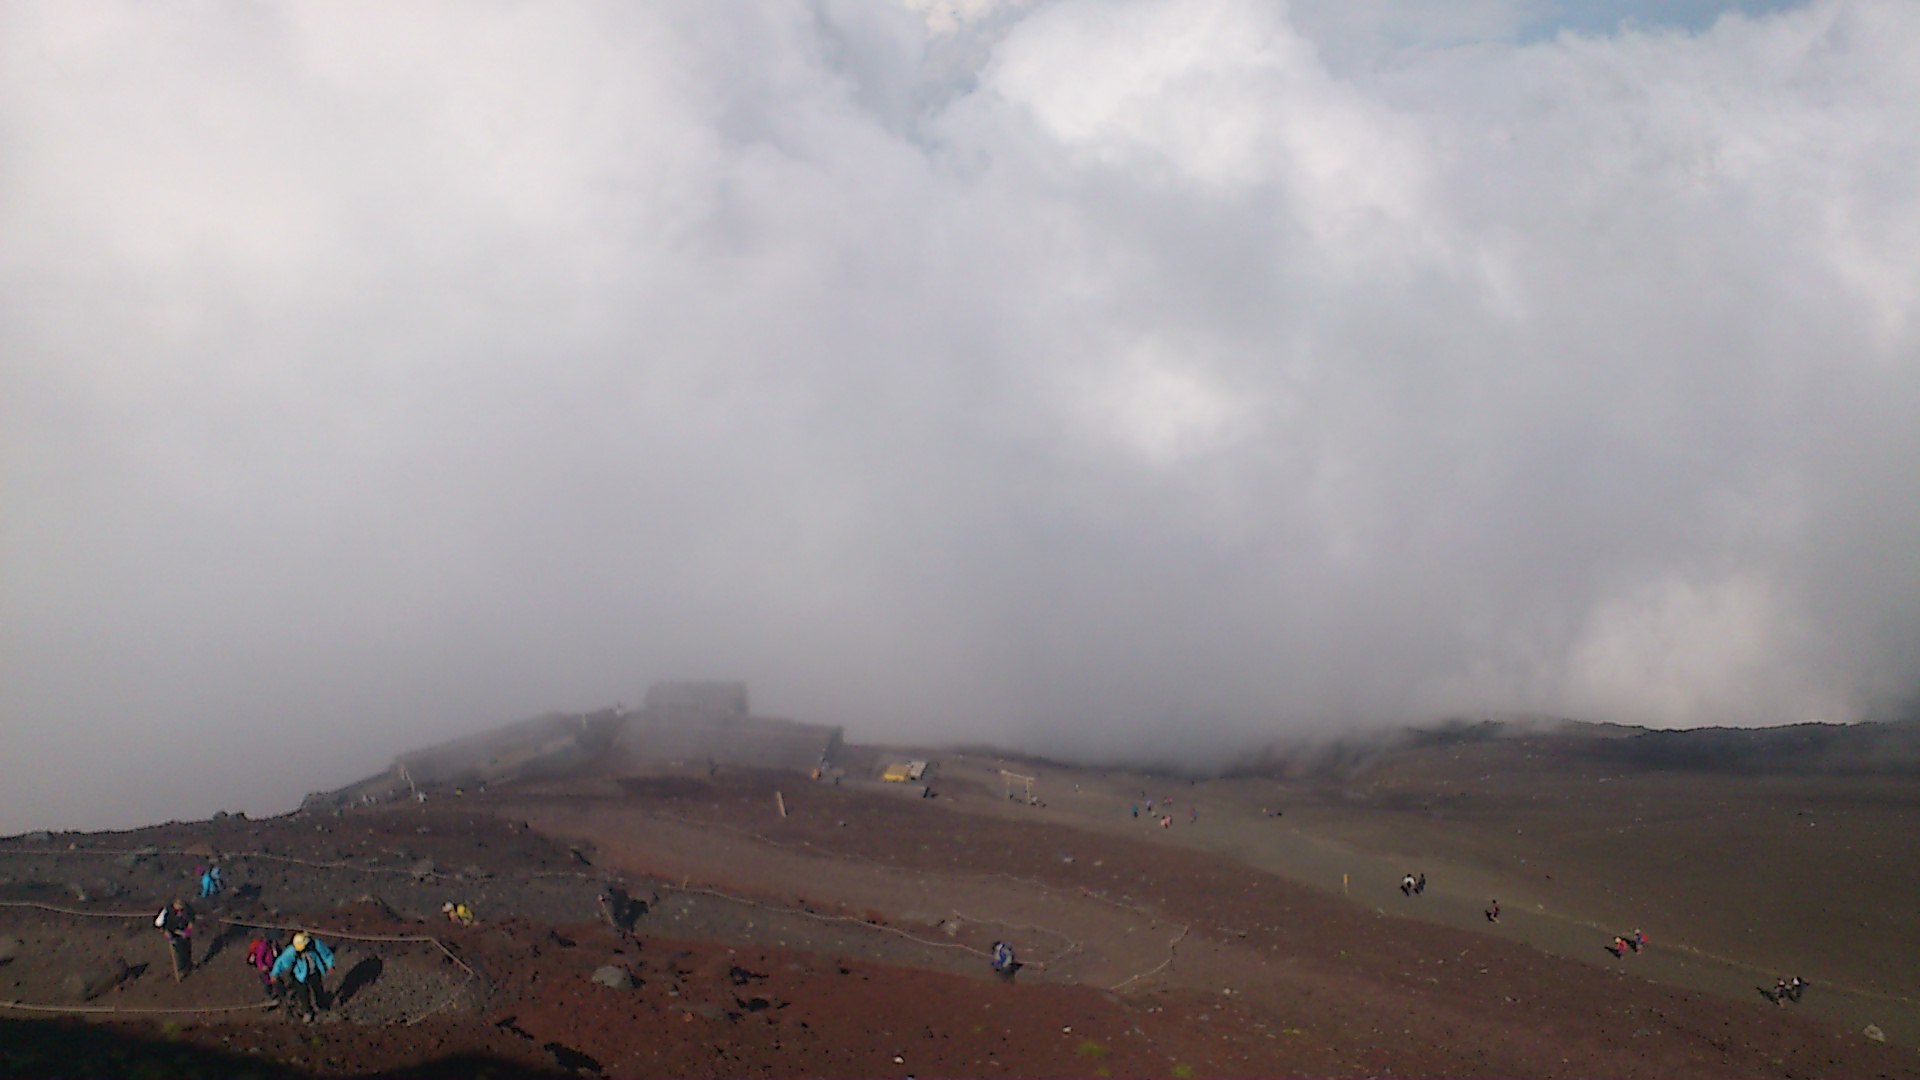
(1863, 1024, 1885, 1043)
(409, 858, 438, 880)
(0, 937, 22, 965)
(65, 959, 132, 1002)
(591, 965, 634, 990)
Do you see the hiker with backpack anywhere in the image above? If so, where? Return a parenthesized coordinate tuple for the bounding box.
(269, 932, 336, 1022)
(155, 898, 196, 981)
(245, 933, 283, 1004)
(990, 940, 1017, 981)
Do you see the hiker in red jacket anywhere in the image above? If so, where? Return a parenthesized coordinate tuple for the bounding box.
(245, 934, 283, 1004)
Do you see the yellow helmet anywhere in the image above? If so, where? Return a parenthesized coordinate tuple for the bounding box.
(292, 932, 310, 952)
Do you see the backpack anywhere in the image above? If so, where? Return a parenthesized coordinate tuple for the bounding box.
(246, 938, 275, 970)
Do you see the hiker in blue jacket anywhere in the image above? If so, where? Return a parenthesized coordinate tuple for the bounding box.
(269, 932, 336, 1021)
(990, 940, 1017, 981)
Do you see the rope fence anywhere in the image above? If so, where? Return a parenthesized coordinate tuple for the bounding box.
(0, 816, 1199, 1006)
(0, 898, 479, 1020)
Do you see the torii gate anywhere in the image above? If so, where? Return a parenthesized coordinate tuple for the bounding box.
(1000, 769, 1037, 804)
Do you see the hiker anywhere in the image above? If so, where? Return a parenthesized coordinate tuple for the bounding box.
(1607, 936, 1629, 958)
(1130, 804, 1138, 819)
(1769, 977, 1791, 1006)
(1414, 873, 1426, 895)
(1485, 899, 1500, 923)
(1622, 930, 1641, 953)
(155, 898, 196, 981)
(198, 864, 223, 899)
(269, 932, 336, 1022)
(1401, 873, 1416, 897)
(1159, 815, 1171, 829)
(990, 940, 1016, 981)
(1634, 928, 1647, 952)
(1145, 799, 1154, 815)
(1189, 805, 1197, 824)
(1787, 975, 1806, 1002)
(245, 933, 283, 1004)
(442, 901, 475, 926)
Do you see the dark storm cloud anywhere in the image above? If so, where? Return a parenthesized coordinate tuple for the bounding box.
(3, 0, 1916, 830)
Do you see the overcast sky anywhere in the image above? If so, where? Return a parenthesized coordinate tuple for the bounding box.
(4, 0, 1916, 833)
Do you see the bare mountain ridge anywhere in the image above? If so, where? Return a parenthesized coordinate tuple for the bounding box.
(1233, 715, 1920, 783)
(310, 682, 1920, 821)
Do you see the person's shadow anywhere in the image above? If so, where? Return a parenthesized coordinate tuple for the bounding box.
(335, 957, 384, 1006)
(201, 925, 242, 965)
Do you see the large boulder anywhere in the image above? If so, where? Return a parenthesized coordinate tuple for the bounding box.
(590, 965, 634, 990)
(64, 959, 132, 1002)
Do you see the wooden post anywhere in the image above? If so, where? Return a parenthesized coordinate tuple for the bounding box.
(775, 791, 788, 818)
(999, 769, 1037, 803)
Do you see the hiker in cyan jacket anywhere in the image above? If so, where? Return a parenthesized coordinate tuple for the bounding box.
(269, 932, 336, 1022)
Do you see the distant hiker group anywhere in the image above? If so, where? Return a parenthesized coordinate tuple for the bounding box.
(1763, 975, 1809, 1007)
(1604, 929, 1648, 958)
(1132, 792, 1198, 830)
(1400, 872, 1427, 897)
(140, 856, 341, 1023)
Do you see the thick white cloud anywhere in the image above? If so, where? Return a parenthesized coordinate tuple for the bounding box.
(2, 0, 1916, 830)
